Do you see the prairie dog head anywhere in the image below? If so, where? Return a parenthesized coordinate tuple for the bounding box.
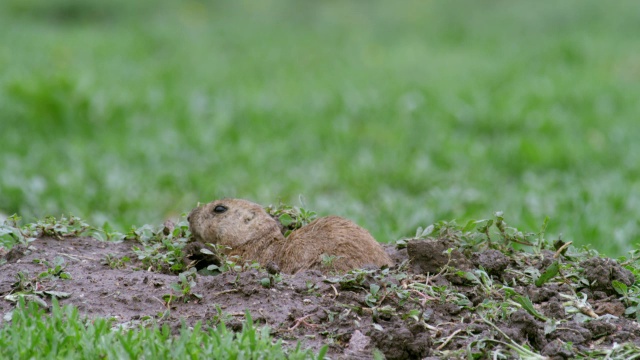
(188, 198, 281, 250)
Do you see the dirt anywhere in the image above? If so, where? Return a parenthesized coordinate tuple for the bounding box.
(2, 234, 640, 359)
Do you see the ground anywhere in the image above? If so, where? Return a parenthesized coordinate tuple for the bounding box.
(1, 218, 640, 359)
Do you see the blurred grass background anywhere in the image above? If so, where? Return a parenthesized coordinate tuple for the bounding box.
(1, 0, 639, 255)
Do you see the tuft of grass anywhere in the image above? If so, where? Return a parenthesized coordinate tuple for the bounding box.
(0, 298, 325, 359)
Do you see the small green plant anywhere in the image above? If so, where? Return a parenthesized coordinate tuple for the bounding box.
(102, 254, 131, 269)
(12, 271, 35, 292)
(306, 281, 320, 294)
(27, 215, 91, 240)
(364, 283, 382, 307)
(5, 270, 71, 307)
(1, 214, 28, 248)
(202, 244, 241, 273)
(320, 253, 340, 271)
(37, 256, 72, 280)
(207, 255, 242, 273)
(259, 272, 282, 288)
(386, 283, 410, 307)
(401, 308, 422, 322)
(1, 214, 90, 249)
(92, 222, 125, 241)
(209, 304, 234, 327)
(165, 267, 202, 304)
(325, 268, 376, 290)
(131, 220, 191, 273)
(265, 200, 317, 237)
(612, 280, 640, 320)
(202, 243, 264, 275)
(534, 260, 560, 287)
(415, 224, 436, 239)
(458, 269, 495, 295)
(133, 241, 185, 272)
(410, 213, 558, 257)
(505, 290, 548, 322)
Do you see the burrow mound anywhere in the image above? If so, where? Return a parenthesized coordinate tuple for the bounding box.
(1, 232, 639, 359)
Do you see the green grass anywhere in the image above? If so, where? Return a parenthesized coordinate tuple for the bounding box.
(1, 0, 640, 255)
(0, 299, 322, 359)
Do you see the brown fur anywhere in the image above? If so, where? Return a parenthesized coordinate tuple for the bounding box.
(188, 198, 393, 274)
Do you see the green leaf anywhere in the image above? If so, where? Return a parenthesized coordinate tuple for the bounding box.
(513, 295, 548, 321)
(460, 271, 479, 284)
(414, 227, 423, 237)
(207, 264, 220, 271)
(463, 219, 478, 232)
(60, 273, 72, 280)
(279, 214, 294, 227)
(405, 309, 421, 321)
(5, 294, 48, 308)
(369, 283, 380, 296)
(421, 225, 434, 237)
(535, 261, 559, 287)
(612, 280, 628, 295)
(43, 291, 71, 299)
(543, 319, 557, 335)
(624, 306, 637, 315)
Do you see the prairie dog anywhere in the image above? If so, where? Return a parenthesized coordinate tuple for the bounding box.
(188, 199, 393, 274)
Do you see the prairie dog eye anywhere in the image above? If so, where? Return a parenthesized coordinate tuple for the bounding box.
(213, 205, 228, 214)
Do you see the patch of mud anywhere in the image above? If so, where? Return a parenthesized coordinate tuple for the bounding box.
(406, 238, 473, 273)
(368, 319, 431, 360)
(470, 249, 509, 276)
(2, 236, 640, 358)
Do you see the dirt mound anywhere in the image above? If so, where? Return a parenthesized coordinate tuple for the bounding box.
(2, 217, 640, 358)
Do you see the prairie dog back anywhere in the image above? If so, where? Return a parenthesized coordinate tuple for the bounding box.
(281, 216, 393, 274)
